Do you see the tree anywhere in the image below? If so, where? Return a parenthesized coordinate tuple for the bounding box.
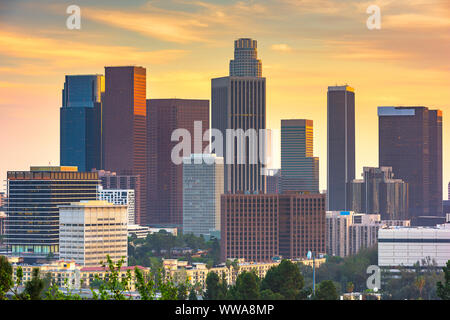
(259, 289, 284, 300)
(229, 272, 260, 300)
(23, 268, 45, 300)
(315, 280, 339, 300)
(261, 260, 305, 300)
(188, 288, 198, 300)
(0, 255, 13, 299)
(204, 272, 221, 300)
(415, 276, 425, 300)
(346, 282, 354, 293)
(437, 260, 450, 300)
(177, 283, 188, 300)
(91, 255, 132, 300)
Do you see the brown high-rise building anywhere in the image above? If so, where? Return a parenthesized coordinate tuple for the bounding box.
(102, 66, 147, 224)
(147, 99, 209, 227)
(378, 106, 443, 222)
(221, 192, 326, 262)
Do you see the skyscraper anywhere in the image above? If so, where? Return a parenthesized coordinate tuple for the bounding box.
(147, 99, 209, 227)
(182, 154, 224, 238)
(327, 85, 355, 211)
(349, 167, 409, 220)
(212, 38, 266, 194)
(60, 75, 104, 172)
(229, 38, 262, 77)
(5, 166, 98, 259)
(103, 66, 147, 224)
(280, 119, 319, 193)
(378, 106, 443, 222)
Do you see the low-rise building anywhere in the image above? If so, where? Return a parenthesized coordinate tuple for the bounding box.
(378, 223, 450, 267)
(163, 258, 326, 289)
(11, 260, 149, 291)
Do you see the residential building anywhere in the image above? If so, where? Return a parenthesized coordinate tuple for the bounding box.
(60, 74, 104, 172)
(327, 85, 355, 211)
(98, 187, 135, 225)
(212, 38, 267, 194)
(163, 257, 325, 289)
(280, 119, 319, 193)
(182, 154, 224, 238)
(221, 192, 326, 262)
(11, 260, 149, 291)
(378, 106, 443, 222)
(59, 200, 128, 267)
(102, 66, 147, 224)
(5, 167, 98, 259)
(349, 167, 409, 220)
(147, 99, 209, 228)
(378, 223, 450, 267)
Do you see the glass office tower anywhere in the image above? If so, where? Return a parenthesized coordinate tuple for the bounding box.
(327, 85, 355, 211)
(280, 119, 319, 193)
(5, 166, 99, 258)
(60, 75, 104, 172)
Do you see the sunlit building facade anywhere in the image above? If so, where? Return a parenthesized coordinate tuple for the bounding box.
(103, 66, 147, 224)
(59, 200, 128, 267)
(280, 119, 319, 193)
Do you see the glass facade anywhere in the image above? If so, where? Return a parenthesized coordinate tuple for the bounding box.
(182, 154, 224, 238)
(280, 119, 319, 193)
(378, 106, 443, 221)
(327, 85, 355, 211)
(60, 75, 104, 172)
(5, 167, 99, 256)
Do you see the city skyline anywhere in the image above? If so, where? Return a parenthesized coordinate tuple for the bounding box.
(0, 0, 449, 199)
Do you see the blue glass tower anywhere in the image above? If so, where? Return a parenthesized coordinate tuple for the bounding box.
(60, 75, 104, 172)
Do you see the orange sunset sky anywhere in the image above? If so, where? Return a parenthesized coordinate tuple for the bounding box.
(0, 0, 449, 198)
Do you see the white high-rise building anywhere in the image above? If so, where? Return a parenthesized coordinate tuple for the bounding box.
(182, 154, 224, 238)
(98, 187, 135, 225)
(59, 200, 128, 266)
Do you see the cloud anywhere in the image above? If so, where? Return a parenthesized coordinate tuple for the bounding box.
(0, 29, 187, 74)
(271, 44, 293, 52)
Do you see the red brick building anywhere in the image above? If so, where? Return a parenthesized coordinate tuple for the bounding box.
(221, 192, 326, 262)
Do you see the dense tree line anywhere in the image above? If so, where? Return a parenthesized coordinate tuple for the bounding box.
(202, 260, 339, 300)
(128, 231, 220, 269)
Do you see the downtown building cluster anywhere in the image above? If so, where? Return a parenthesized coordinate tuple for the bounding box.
(1, 38, 448, 270)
